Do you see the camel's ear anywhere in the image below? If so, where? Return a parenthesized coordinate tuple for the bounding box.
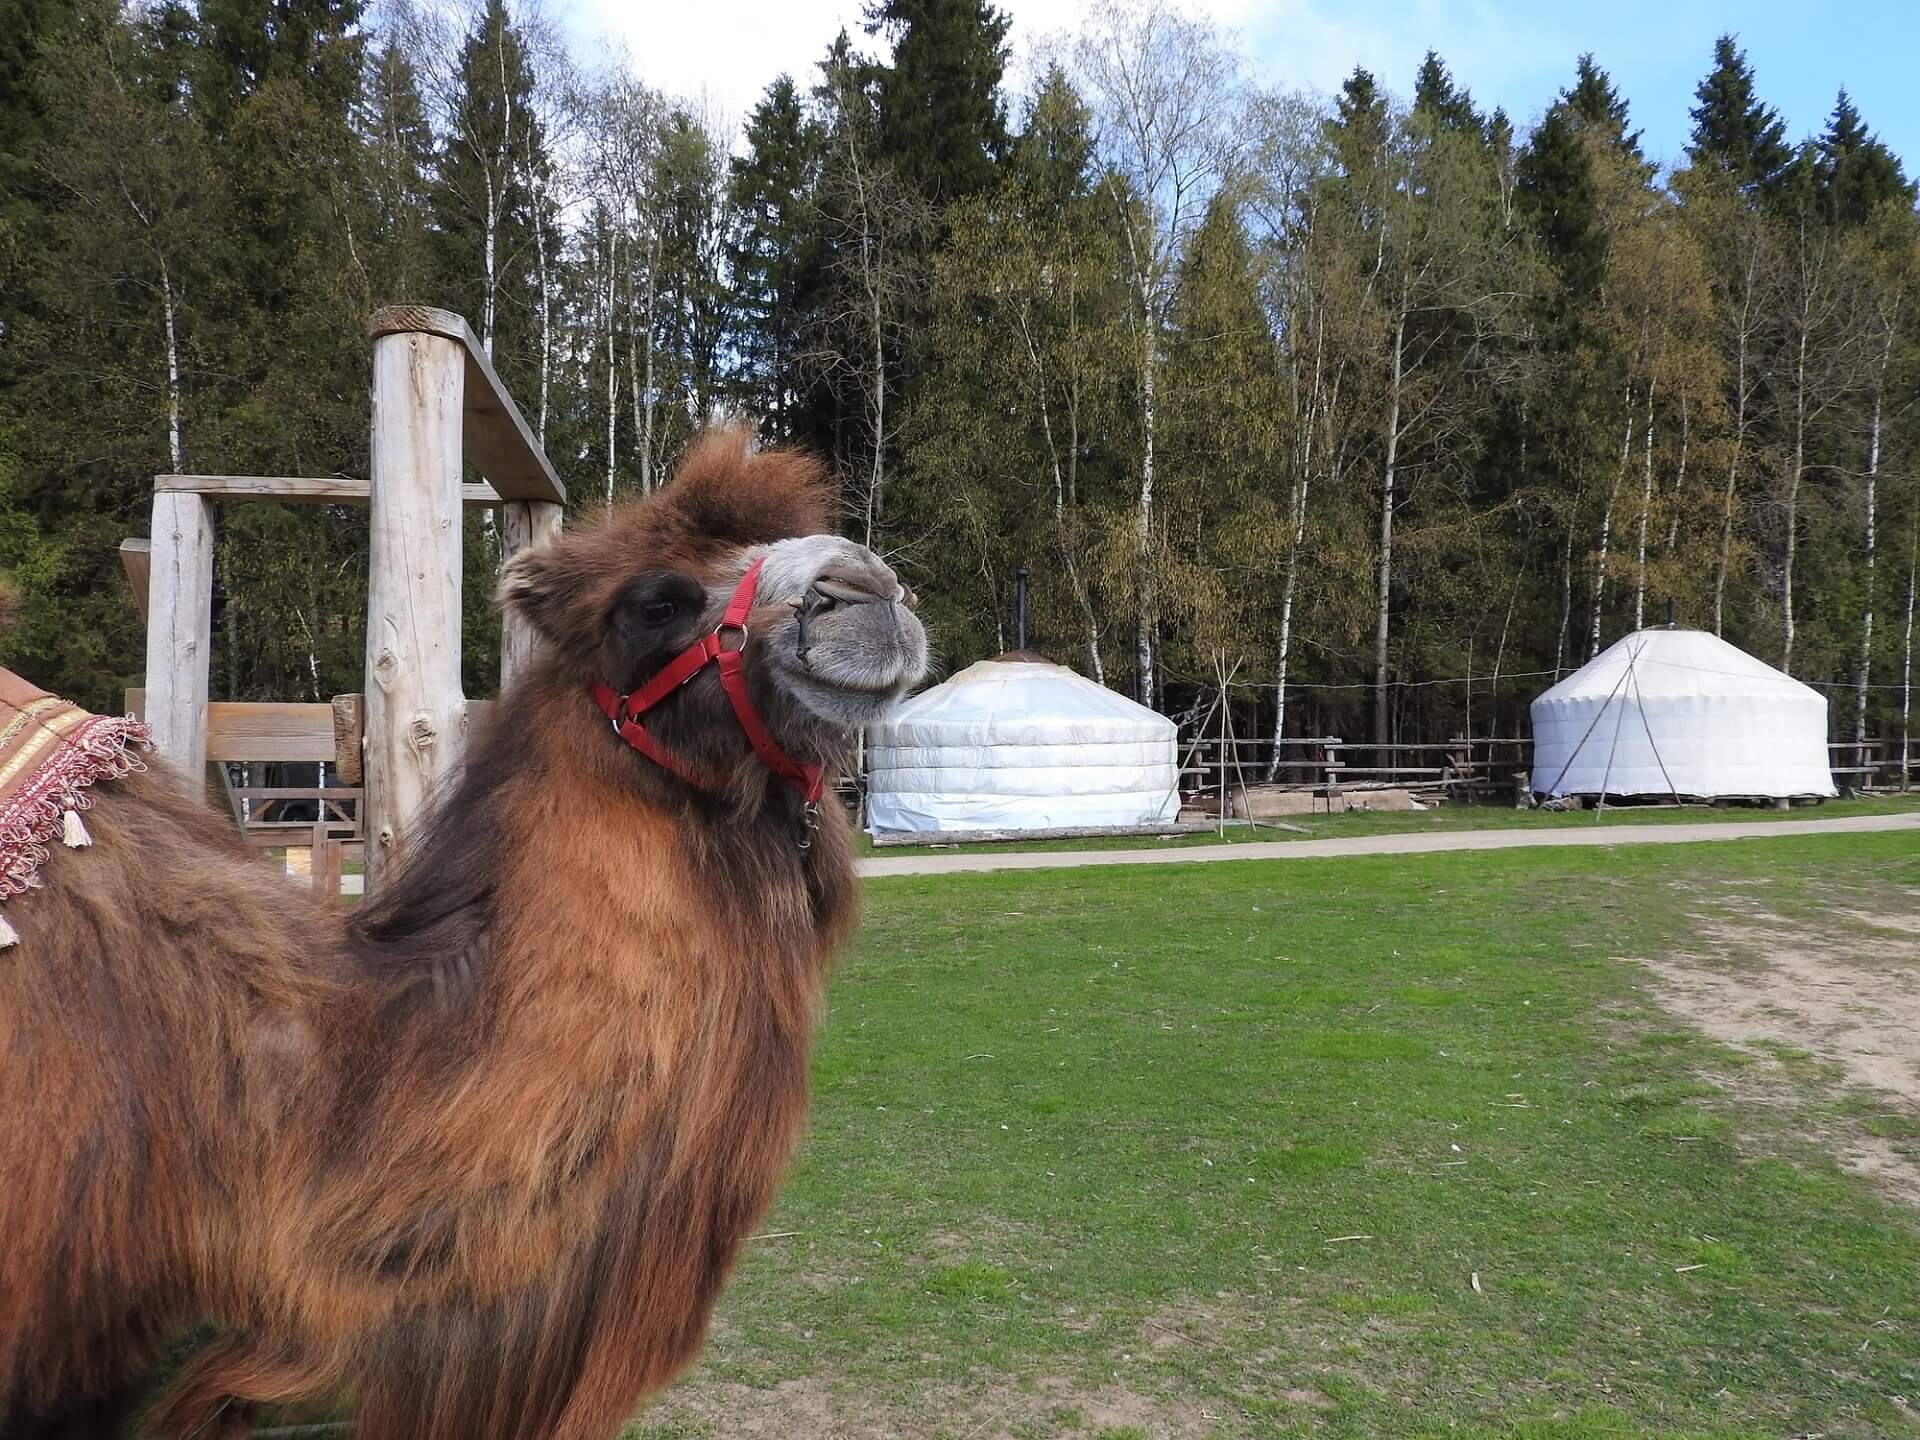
(497, 544, 585, 647)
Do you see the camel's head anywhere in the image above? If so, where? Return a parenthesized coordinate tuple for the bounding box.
(500, 429, 928, 790)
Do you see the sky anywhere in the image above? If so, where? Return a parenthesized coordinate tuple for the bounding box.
(554, 0, 1919, 170)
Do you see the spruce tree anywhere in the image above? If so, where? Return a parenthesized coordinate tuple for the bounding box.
(1326, 67, 1389, 178)
(726, 76, 825, 441)
(430, 0, 550, 390)
(1816, 90, 1914, 226)
(1686, 34, 1789, 191)
(1565, 53, 1643, 161)
(1008, 63, 1096, 213)
(1411, 51, 1481, 141)
(863, 0, 1010, 206)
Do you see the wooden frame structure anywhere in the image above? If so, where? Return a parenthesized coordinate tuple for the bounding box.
(131, 306, 563, 896)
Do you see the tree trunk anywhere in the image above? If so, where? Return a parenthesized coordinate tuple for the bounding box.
(1268, 335, 1322, 783)
(1857, 385, 1882, 748)
(1374, 303, 1405, 749)
(1634, 375, 1656, 631)
(1135, 295, 1157, 711)
(481, 169, 498, 356)
(1713, 253, 1756, 637)
(160, 257, 183, 473)
(604, 231, 618, 505)
(640, 230, 661, 493)
(1667, 392, 1688, 558)
(531, 171, 551, 446)
(1555, 519, 1573, 678)
(1902, 521, 1916, 790)
(1783, 318, 1809, 672)
(1589, 389, 1635, 659)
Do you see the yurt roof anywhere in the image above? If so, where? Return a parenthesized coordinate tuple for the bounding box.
(872, 657, 1173, 747)
(1534, 629, 1824, 706)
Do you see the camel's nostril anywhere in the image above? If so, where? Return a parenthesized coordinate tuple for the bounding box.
(813, 575, 887, 607)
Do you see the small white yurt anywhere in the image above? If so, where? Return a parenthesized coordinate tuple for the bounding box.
(1530, 629, 1835, 801)
(866, 654, 1180, 835)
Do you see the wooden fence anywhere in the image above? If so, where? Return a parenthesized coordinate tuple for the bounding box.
(1174, 734, 1912, 804)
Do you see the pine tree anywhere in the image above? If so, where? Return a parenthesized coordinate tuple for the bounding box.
(863, 0, 1010, 206)
(1686, 33, 1789, 191)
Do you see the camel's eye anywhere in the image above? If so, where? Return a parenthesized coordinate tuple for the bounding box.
(639, 598, 678, 626)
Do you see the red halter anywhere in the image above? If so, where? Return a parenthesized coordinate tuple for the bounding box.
(591, 555, 826, 809)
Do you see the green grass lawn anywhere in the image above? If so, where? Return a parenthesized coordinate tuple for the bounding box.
(632, 831, 1920, 1440)
(855, 794, 1920, 857)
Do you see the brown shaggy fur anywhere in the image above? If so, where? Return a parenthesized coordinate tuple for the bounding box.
(0, 433, 863, 1439)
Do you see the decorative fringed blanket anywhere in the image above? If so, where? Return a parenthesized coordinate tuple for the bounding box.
(0, 666, 150, 947)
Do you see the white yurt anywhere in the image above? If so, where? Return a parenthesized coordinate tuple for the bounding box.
(865, 654, 1180, 835)
(1530, 628, 1835, 801)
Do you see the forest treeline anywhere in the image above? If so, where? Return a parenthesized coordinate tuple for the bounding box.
(2, 0, 1917, 755)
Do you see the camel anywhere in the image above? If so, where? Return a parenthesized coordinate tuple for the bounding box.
(0, 430, 929, 1440)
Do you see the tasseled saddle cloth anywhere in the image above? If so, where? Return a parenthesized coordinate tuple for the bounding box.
(0, 667, 151, 947)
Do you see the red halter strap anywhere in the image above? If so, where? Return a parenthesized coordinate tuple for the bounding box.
(591, 556, 826, 807)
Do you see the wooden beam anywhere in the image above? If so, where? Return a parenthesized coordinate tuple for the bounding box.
(144, 490, 215, 783)
(153, 473, 503, 508)
(119, 538, 151, 619)
(208, 759, 247, 832)
(367, 306, 564, 505)
(364, 326, 468, 891)
(500, 498, 563, 688)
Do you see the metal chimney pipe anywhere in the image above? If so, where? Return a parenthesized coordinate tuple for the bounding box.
(1016, 564, 1030, 651)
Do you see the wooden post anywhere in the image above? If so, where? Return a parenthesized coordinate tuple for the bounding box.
(144, 490, 215, 782)
(365, 328, 467, 893)
(330, 693, 364, 786)
(500, 499, 562, 688)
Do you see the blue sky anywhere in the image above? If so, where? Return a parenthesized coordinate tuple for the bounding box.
(560, 0, 1918, 170)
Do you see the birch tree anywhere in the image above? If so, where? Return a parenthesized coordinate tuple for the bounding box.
(1071, 0, 1242, 709)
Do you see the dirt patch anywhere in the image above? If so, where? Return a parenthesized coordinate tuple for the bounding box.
(640, 1373, 1231, 1440)
(1638, 904, 1920, 1203)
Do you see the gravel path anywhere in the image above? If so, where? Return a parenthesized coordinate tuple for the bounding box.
(858, 812, 1920, 879)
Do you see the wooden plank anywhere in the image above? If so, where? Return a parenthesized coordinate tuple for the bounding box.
(364, 326, 469, 892)
(500, 498, 563, 687)
(331, 693, 364, 785)
(206, 702, 339, 762)
(144, 490, 215, 782)
(154, 473, 503, 508)
(367, 305, 564, 505)
(119, 538, 151, 619)
(315, 836, 344, 898)
(233, 788, 365, 802)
